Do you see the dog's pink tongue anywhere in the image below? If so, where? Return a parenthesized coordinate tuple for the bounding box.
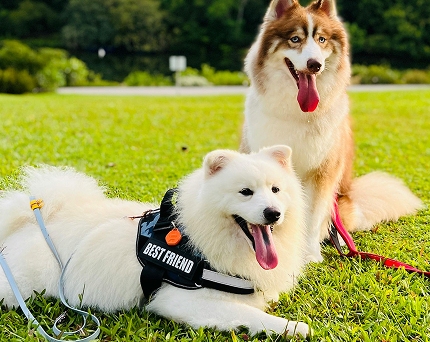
(250, 224, 278, 270)
(297, 72, 319, 112)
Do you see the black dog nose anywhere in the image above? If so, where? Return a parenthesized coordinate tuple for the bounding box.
(307, 59, 322, 73)
(263, 207, 281, 224)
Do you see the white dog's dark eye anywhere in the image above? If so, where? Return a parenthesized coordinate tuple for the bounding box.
(290, 36, 300, 43)
(319, 37, 326, 43)
(239, 188, 254, 196)
(272, 186, 280, 194)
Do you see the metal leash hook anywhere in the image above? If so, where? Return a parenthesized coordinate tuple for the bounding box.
(0, 196, 101, 342)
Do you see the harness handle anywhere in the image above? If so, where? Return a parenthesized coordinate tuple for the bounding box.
(329, 196, 430, 277)
(159, 188, 178, 220)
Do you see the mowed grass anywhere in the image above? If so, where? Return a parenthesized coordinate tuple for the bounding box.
(0, 90, 429, 341)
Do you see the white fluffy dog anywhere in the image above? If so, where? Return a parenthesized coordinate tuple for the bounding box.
(0, 146, 310, 337)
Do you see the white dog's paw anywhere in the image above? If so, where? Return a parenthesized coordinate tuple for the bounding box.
(305, 252, 323, 263)
(257, 317, 310, 339)
(285, 321, 311, 338)
(337, 232, 346, 246)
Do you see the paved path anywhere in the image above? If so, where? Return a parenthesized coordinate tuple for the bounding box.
(57, 84, 430, 96)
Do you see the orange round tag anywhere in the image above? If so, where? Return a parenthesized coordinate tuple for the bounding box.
(166, 227, 182, 246)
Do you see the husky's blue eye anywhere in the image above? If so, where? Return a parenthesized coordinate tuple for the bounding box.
(319, 37, 326, 43)
(272, 186, 280, 194)
(290, 36, 300, 43)
(239, 188, 254, 196)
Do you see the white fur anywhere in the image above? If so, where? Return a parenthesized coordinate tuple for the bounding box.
(0, 149, 310, 337)
(282, 15, 326, 72)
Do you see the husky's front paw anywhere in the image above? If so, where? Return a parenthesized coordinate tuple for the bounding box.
(305, 252, 323, 263)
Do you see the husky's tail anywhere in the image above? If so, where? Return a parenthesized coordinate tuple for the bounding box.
(0, 166, 105, 242)
(339, 172, 423, 232)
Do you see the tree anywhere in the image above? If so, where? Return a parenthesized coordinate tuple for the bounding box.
(62, 0, 167, 52)
(8, 0, 59, 38)
(62, 0, 115, 50)
(110, 0, 168, 52)
(337, 0, 430, 66)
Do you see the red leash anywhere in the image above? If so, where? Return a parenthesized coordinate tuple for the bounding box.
(329, 197, 430, 277)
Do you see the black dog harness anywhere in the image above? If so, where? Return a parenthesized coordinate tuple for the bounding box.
(136, 188, 255, 298)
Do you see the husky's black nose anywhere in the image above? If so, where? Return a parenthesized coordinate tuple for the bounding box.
(263, 207, 281, 224)
(307, 59, 322, 73)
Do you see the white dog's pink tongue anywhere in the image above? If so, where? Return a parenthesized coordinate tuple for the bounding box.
(297, 72, 319, 112)
(250, 224, 278, 270)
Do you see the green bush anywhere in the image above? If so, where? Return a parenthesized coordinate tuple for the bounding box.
(0, 40, 110, 92)
(36, 56, 90, 90)
(181, 64, 249, 86)
(200, 64, 248, 86)
(401, 69, 430, 84)
(78, 71, 119, 86)
(352, 65, 402, 84)
(351, 64, 430, 85)
(178, 75, 212, 86)
(0, 68, 36, 94)
(0, 40, 43, 74)
(181, 67, 200, 77)
(124, 71, 173, 86)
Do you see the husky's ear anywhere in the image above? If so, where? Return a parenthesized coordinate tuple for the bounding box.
(311, 0, 337, 17)
(261, 145, 292, 169)
(203, 150, 236, 178)
(265, 0, 298, 21)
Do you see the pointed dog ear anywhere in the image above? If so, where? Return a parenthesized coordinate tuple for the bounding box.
(311, 0, 338, 17)
(203, 150, 237, 178)
(260, 145, 292, 169)
(265, 0, 298, 21)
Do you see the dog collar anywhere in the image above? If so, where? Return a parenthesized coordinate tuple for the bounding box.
(136, 188, 255, 298)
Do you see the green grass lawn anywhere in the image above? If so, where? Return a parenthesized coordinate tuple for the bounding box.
(0, 91, 429, 341)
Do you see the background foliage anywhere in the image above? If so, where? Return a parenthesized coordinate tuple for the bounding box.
(1, 0, 429, 71)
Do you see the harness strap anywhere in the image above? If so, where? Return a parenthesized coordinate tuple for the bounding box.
(0, 196, 101, 341)
(136, 188, 255, 297)
(140, 263, 166, 298)
(329, 196, 430, 277)
(201, 269, 254, 295)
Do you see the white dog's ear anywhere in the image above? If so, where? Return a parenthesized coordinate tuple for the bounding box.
(311, 0, 337, 17)
(265, 0, 298, 21)
(261, 145, 292, 169)
(203, 150, 236, 178)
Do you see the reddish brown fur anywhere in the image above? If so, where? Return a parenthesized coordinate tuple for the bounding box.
(305, 115, 355, 232)
(257, 5, 308, 70)
(253, 1, 349, 94)
(308, 8, 349, 65)
(244, 0, 422, 244)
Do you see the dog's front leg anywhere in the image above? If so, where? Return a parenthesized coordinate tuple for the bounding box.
(303, 181, 332, 263)
(146, 285, 310, 338)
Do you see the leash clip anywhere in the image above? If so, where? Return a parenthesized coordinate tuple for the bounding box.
(30, 199, 44, 211)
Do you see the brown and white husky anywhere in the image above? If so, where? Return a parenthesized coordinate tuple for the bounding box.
(241, 0, 422, 262)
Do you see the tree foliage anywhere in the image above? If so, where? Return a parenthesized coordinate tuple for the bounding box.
(62, 0, 115, 50)
(0, 0, 429, 69)
(337, 0, 430, 66)
(61, 0, 167, 52)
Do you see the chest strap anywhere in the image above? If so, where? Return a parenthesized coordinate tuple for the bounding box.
(136, 188, 255, 298)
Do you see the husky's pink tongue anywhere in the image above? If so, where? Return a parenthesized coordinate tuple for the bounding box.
(250, 224, 278, 270)
(297, 72, 319, 112)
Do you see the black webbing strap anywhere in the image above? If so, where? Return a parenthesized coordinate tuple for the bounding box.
(140, 263, 166, 298)
(139, 188, 180, 298)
